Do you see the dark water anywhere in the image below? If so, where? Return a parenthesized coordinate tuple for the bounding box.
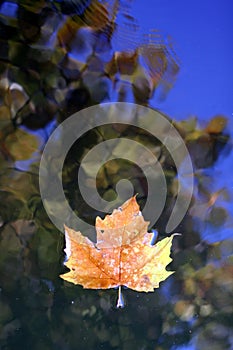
(0, 1, 232, 350)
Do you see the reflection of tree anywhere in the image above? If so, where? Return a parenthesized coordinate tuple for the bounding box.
(0, 1, 232, 350)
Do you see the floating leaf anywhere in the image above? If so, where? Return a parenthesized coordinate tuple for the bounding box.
(60, 196, 177, 307)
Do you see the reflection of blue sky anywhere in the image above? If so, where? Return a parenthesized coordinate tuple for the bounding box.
(0, 1, 17, 17)
(131, 0, 233, 122)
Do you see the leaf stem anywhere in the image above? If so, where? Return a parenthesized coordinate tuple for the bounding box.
(116, 285, 124, 308)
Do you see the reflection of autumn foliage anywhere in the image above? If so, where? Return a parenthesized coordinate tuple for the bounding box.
(173, 243, 233, 349)
(0, 0, 180, 129)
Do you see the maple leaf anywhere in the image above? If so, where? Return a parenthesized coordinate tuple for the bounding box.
(60, 196, 177, 307)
